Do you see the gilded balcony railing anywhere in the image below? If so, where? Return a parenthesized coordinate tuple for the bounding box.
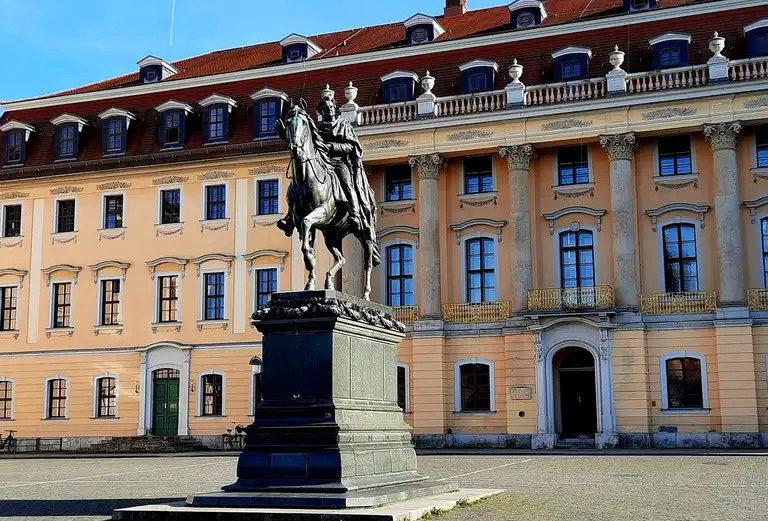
(747, 288, 768, 311)
(442, 301, 511, 323)
(640, 291, 717, 315)
(527, 285, 614, 311)
(391, 305, 419, 325)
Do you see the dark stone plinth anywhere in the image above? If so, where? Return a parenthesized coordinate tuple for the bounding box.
(187, 291, 456, 508)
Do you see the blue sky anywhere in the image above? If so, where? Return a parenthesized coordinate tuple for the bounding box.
(0, 0, 503, 107)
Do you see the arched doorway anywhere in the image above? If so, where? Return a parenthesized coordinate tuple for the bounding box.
(554, 347, 597, 437)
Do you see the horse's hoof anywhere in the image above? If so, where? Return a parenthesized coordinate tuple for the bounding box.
(362, 292, 371, 301)
(305, 282, 316, 291)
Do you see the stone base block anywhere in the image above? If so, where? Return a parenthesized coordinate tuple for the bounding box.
(531, 433, 556, 449)
(595, 433, 618, 449)
(113, 488, 503, 521)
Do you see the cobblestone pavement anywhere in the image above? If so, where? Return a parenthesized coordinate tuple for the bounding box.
(1, 453, 767, 520)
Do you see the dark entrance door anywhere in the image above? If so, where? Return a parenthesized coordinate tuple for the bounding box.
(152, 369, 180, 436)
(558, 349, 597, 437)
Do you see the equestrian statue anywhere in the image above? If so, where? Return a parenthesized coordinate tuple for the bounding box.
(275, 88, 380, 300)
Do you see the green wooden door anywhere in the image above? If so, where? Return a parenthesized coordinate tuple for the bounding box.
(152, 377, 180, 436)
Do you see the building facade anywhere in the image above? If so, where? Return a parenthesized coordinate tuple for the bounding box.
(2, 0, 768, 449)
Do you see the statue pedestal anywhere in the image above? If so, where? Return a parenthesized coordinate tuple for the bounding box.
(188, 291, 457, 508)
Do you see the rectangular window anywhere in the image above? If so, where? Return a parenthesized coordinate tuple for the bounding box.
(205, 184, 226, 220)
(0, 380, 11, 419)
(259, 100, 277, 135)
(3, 204, 21, 237)
(757, 129, 768, 169)
(103, 195, 124, 229)
(58, 125, 76, 158)
(757, 35, 768, 56)
(560, 231, 595, 289)
(397, 365, 407, 411)
(660, 47, 681, 68)
(158, 275, 178, 323)
(48, 379, 67, 418)
(56, 199, 76, 233)
(385, 165, 413, 202)
(97, 377, 117, 417)
(460, 363, 491, 412)
(389, 84, 408, 103)
(209, 107, 224, 140)
(463, 156, 494, 194)
(0, 286, 17, 331)
(561, 60, 582, 81)
(100, 279, 121, 326)
(467, 73, 487, 93)
(666, 358, 703, 408)
(658, 135, 692, 176)
(202, 374, 223, 416)
(52, 282, 72, 329)
(258, 180, 279, 215)
(160, 189, 181, 224)
(203, 272, 225, 320)
(106, 118, 124, 153)
(164, 113, 181, 146)
(466, 238, 496, 303)
(663, 223, 698, 292)
(557, 145, 590, 185)
(6, 132, 22, 163)
(256, 268, 277, 310)
(386, 245, 414, 307)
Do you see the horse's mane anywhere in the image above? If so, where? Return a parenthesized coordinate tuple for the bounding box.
(291, 105, 334, 172)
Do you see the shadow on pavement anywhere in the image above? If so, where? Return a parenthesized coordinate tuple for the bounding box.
(0, 498, 179, 517)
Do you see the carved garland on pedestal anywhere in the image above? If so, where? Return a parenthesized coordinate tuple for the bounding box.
(408, 154, 445, 180)
(703, 121, 742, 150)
(499, 144, 536, 170)
(599, 133, 637, 161)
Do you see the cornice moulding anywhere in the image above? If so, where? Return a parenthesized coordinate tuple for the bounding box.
(449, 218, 508, 243)
(551, 46, 592, 59)
(191, 253, 236, 276)
(155, 100, 194, 114)
(380, 70, 419, 83)
(199, 93, 238, 110)
(649, 32, 692, 46)
(250, 87, 289, 101)
(137, 55, 179, 77)
(146, 257, 188, 279)
(0, 120, 35, 141)
(508, 0, 548, 18)
(42, 264, 82, 286)
(403, 13, 446, 38)
(50, 113, 88, 131)
(243, 250, 288, 272)
(744, 18, 768, 34)
(458, 59, 499, 72)
(279, 34, 322, 56)
(646, 202, 710, 231)
(0, 268, 28, 287)
(88, 261, 131, 282)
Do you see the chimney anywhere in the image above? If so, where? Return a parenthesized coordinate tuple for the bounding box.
(444, 0, 467, 17)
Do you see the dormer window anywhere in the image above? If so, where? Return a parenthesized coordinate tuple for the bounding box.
(155, 101, 193, 149)
(200, 94, 237, 144)
(508, 0, 547, 29)
(381, 71, 419, 103)
(137, 56, 178, 84)
(251, 88, 288, 139)
(552, 46, 592, 82)
(0, 121, 35, 166)
(98, 108, 134, 156)
(279, 34, 321, 64)
(51, 114, 87, 161)
(649, 33, 691, 69)
(745, 19, 768, 57)
(624, 0, 655, 11)
(403, 14, 445, 45)
(459, 59, 498, 94)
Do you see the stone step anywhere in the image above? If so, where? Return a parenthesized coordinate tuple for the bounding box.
(556, 436, 596, 449)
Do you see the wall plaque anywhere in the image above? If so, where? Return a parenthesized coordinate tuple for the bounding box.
(510, 386, 532, 400)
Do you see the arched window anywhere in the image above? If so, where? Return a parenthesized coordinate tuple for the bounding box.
(660, 352, 708, 410)
(559, 230, 594, 289)
(386, 244, 414, 307)
(96, 376, 117, 418)
(466, 238, 496, 303)
(662, 223, 698, 292)
(454, 359, 495, 413)
(761, 217, 768, 286)
(201, 373, 223, 416)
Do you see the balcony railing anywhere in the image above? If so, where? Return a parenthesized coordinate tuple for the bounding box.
(436, 89, 507, 116)
(442, 301, 511, 323)
(358, 100, 418, 126)
(747, 288, 768, 311)
(640, 291, 717, 315)
(626, 64, 708, 93)
(527, 285, 614, 312)
(525, 78, 607, 106)
(729, 57, 768, 81)
(391, 305, 419, 325)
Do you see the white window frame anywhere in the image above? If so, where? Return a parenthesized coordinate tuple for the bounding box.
(751, 130, 768, 172)
(453, 358, 496, 413)
(196, 369, 227, 418)
(656, 217, 703, 292)
(156, 184, 184, 226)
(249, 361, 263, 416)
(48, 278, 75, 330)
(0, 282, 21, 333)
(199, 269, 228, 322)
(553, 224, 600, 288)
(397, 362, 410, 413)
(200, 180, 230, 222)
(380, 239, 417, 308)
(52, 196, 78, 236)
(92, 373, 120, 419)
(252, 175, 283, 222)
(380, 164, 416, 205)
(553, 144, 594, 187)
(153, 271, 183, 325)
(95, 276, 123, 327)
(43, 374, 71, 419)
(459, 154, 497, 198)
(252, 264, 281, 316)
(0, 376, 15, 421)
(754, 211, 768, 287)
(653, 135, 698, 178)
(100, 191, 126, 230)
(459, 231, 498, 304)
(0, 200, 24, 239)
(659, 351, 710, 411)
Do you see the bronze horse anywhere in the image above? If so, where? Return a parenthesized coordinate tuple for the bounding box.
(276, 100, 380, 299)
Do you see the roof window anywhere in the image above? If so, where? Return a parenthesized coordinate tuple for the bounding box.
(137, 56, 178, 84)
(507, 0, 547, 29)
(404, 14, 445, 45)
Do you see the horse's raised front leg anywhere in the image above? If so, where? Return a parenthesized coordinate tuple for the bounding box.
(301, 207, 327, 291)
(323, 232, 345, 291)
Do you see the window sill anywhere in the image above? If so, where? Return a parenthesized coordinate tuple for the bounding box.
(92, 416, 120, 420)
(253, 135, 280, 142)
(378, 200, 417, 215)
(0, 418, 15, 422)
(102, 152, 126, 158)
(151, 322, 182, 333)
(251, 214, 281, 227)
(552, 182, 594, 199)
(459, 191, 497, 200)
(453, 411, 497, 416)
(2, 163, 24, 169)
(160, 145, 184, 151)
(194, 415, 228, 420)
(52, 231, 78, 244)
(660, 408, 711, 414)
(379, 199, 416, 207)
(200, 218, 230, 232)
(752, 167, 768, 181)
(197, 319, 229, 331)
(42, 417, 69, 421)
(155, 223, 184, 236)
(0, 236, 23, 248)
(459, 192, 497, 209)
(652, 173, 698, 190)
(98, 228, 126, 241)
(46, 327, 74, 338)
(54, 157, 78, 163)
(0, 330, 20, 340)
(203, 140, 229, 147)
(93, 325, 123, 336)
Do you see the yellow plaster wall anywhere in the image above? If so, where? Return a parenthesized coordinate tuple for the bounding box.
(612, 329, 650, 433)
(753, 326, 768, 432)
(503, 333, 537, 434)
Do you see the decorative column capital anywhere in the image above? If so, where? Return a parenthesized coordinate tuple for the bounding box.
(599, 132, 638, 161)
(499, 144, 536, 170)
(409, 153, 446, 180)
(703, 121, 742, 151)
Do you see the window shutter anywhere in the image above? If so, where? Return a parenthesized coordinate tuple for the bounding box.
(222, 107, 230, 141)
(158, 114, 166, 147)
(202, 107, 211, 143)
(53, 126, 61, 160)
(101, 121, 108, 155)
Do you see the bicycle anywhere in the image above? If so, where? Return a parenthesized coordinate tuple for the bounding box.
(222, 422, 245, 451)
(0, 430, 17, 453)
